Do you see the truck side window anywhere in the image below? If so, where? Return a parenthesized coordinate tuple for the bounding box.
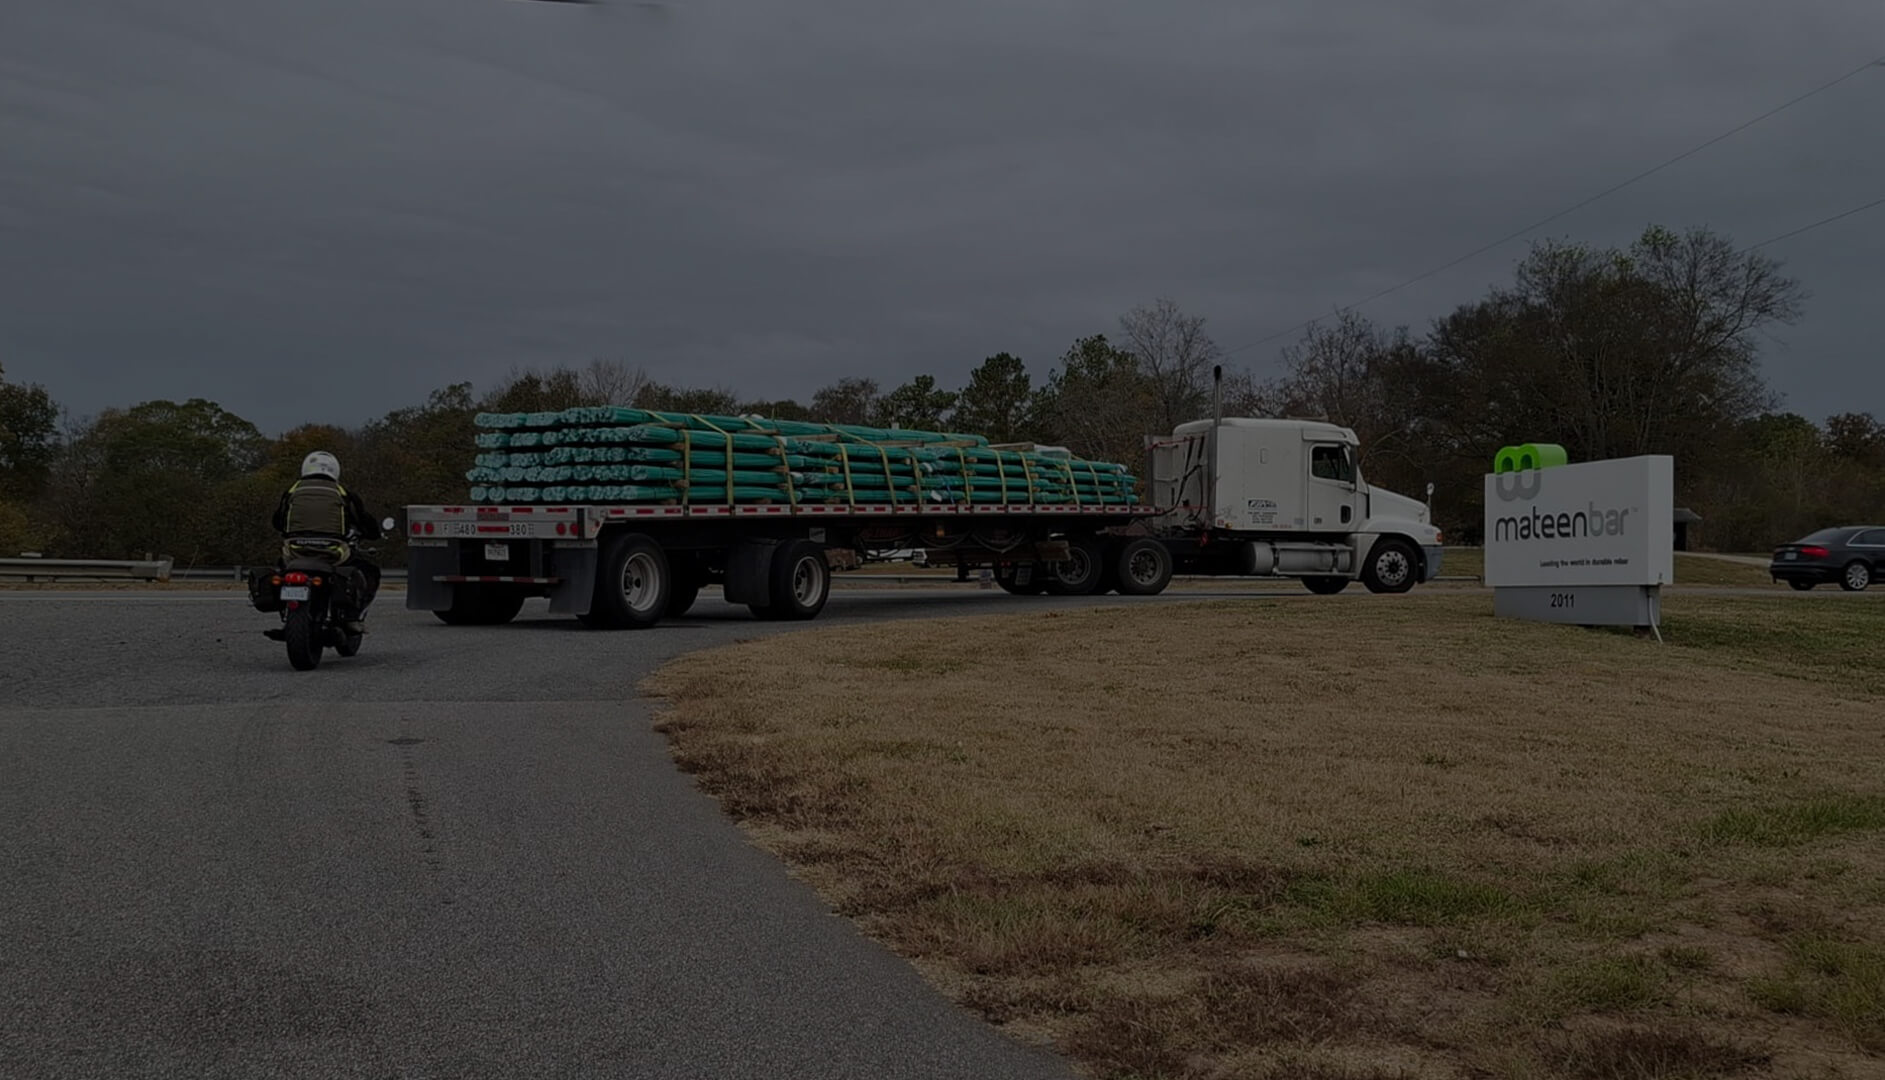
(1311, 445, 1353, 483)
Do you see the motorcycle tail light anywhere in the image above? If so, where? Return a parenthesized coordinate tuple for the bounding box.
(270, 575, 282, 585)
(311, 577, 324, 586)
(284, 572, 309, 585)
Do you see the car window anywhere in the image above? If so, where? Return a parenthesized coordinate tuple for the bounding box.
(1311, 445, 1353, 483)
(1801, 528, 1851, 544)
(1854, 529, 1885, 547)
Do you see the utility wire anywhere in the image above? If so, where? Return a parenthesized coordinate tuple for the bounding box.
(1744, 195, 1885, 250)
(1222, 53, 1885, 358)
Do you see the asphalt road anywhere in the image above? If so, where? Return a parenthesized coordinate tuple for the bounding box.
(0, 584, 1298, 1080)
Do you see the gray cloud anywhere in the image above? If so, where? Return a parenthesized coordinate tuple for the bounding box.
(2, 0, 1881, 432)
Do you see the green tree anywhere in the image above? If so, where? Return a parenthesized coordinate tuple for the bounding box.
(52, 399, 267, 562)
(871, 374, 957, 431)
(1033, 335, 1156, 469)
(952, 353, 1035, 442)
(810, 378, 880, 426)
(0, 365, 60, 500)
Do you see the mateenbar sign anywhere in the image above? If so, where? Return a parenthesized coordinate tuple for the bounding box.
(1483, 453, 1674, 589)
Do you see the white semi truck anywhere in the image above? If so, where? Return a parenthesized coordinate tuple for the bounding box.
(403, 411, 1442, 629)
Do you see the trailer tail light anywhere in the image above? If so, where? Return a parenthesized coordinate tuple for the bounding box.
(1801, 546, 1830, 559)
(425, 522, 437, 534)
(555, 523, 567, 536)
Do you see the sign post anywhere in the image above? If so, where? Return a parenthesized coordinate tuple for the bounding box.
(1483, 445, 1674, 639)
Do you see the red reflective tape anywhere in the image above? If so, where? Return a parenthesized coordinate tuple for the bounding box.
(476, 525, 511, 533)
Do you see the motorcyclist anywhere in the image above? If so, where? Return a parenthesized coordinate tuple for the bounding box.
(272, 451, 383, 634)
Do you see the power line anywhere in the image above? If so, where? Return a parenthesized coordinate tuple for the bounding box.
(1223, 53, 1885, 358)
(1744, 196, 1885, 251)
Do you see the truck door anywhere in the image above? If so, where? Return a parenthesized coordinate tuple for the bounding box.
(1306, 443, 1361, 532)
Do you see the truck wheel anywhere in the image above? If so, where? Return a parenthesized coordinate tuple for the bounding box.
(587, 533, 671, 629)
(995, 563, 1048, 595)
(1362, 538, 1419, 594)
(435, 587, 524, 626)
(751, 540, 830, 621)
(667, 576, 702, 618)
(1044, 535, 1107, 595)
(1114, 538, 1174, 596)
(1302, 576, 1349, 595)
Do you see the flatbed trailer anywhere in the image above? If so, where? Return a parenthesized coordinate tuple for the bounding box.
(403, 500, 1175, 628)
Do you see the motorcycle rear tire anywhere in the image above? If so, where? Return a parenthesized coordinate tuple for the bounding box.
(285, 608, 323, 671)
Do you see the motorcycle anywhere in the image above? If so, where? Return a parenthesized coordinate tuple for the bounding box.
(249, 518, 395, 671)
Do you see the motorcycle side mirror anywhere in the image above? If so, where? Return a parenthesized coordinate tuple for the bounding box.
(382, 518, 397, 532)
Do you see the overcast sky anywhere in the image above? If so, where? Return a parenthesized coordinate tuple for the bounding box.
(2, 0, 1881, 433)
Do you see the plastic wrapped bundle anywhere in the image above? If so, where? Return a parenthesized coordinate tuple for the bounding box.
(461, 406, 1139, 507)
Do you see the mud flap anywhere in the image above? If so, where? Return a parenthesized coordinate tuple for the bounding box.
(723, 540, 780, 607)
(405, 546, 456, 612)
(549, 544, 599, 616)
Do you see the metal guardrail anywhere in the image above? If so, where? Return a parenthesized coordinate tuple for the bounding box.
(0, 557, 175, 582)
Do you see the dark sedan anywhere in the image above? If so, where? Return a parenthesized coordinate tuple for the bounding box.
(1770, 526, 1885, 591)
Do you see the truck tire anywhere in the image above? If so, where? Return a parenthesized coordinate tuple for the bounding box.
(585, 533, 671, 629)
(434, 586, 525, 626)
(1362, 538, 1419, 594)
(1114, 538, 1174, 596)
(750, 540, 831, 621)
(1302, 576, 1349, 595)
(995, 562, 1048, 595)
(1044, 535, 1107, 595)
(667, 576, 702, 618)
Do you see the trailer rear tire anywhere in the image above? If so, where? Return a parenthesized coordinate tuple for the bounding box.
(750, 540, 830, 621)
(434, 586, 525, 626)
(1044, 535, 1107, 595)
(1114, 538, 1174, 596)
(667, 576, 702, 618)
(995, 563, 1049, 595)
(586, 533, 671, 629)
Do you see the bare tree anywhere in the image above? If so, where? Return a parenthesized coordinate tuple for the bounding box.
(1117, 298, 1222, 430)
(579, 359, 652, 406)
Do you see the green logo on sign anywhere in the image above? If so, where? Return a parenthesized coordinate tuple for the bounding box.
(1492, 443, 1568, 474)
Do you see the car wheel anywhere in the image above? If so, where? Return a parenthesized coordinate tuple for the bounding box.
(1840, 561, 1872, 592)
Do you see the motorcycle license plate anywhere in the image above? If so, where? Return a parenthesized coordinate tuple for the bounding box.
(485, 543, 510, 561)
(280, 586, 311, 601)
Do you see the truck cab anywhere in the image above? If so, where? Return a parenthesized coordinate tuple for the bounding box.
(1146, 418, 1444, 593)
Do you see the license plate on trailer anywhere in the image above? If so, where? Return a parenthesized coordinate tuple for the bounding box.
(485, 543, 510, 561)
(280, 586, 310, 601)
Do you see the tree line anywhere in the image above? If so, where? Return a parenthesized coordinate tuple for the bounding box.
(1, 223, 1879, 567)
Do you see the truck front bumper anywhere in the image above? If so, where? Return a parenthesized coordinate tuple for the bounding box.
(1422, 545, 1445, 582)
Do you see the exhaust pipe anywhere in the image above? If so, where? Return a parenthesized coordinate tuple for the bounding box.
(1212, 364, 1223, 427)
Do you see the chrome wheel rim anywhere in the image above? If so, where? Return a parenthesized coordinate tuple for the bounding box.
(621, 552, 661, 613)
(792, 556, 825, 605)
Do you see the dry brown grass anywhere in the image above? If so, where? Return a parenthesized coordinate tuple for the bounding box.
(644, 593, 1885, 1079)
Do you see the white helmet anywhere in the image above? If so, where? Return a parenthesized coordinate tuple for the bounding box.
(301, 451, 341, 481)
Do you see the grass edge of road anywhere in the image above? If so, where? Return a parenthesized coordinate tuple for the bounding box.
(643, 592, 1885, 1080)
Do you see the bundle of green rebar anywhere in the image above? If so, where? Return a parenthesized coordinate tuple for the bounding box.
(464, 406, 1140, 507)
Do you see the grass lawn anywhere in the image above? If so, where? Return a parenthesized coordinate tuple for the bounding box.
(646, 592, 1885, 1080)
(1437, 548, 1779, 589)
